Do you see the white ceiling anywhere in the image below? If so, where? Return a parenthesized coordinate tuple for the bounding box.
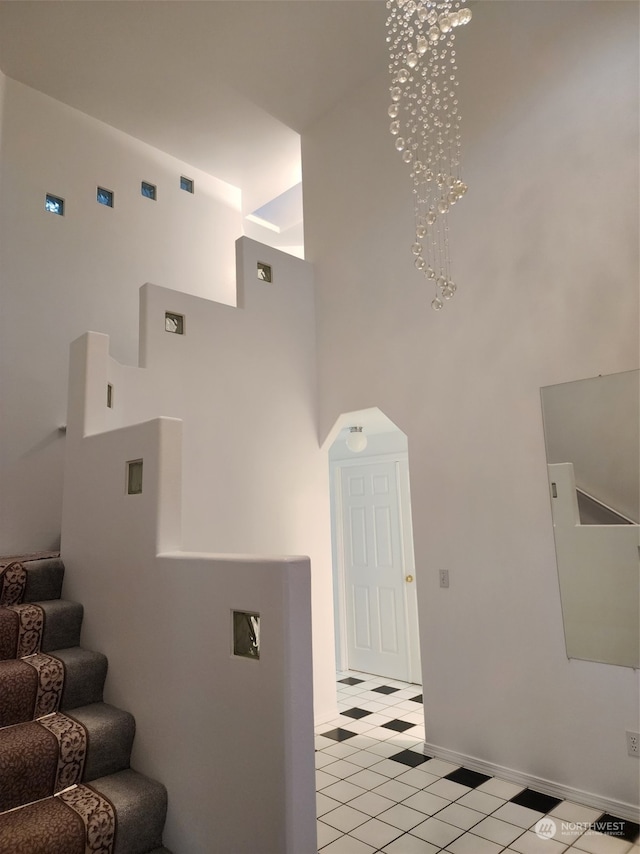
(0, 0, 388, 221)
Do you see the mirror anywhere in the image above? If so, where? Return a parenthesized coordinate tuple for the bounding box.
(541, 370, 639, 669)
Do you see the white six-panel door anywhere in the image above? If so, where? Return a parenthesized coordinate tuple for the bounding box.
(340, 459, 415, 681)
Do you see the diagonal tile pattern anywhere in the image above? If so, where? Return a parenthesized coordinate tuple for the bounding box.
(316, 672, 640, 854)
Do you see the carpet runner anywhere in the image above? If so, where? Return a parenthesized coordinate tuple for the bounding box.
(0, 603, 45, 659)
(0, 561, 28, 606)
(0, 553, 170, 853)
(0, 712, 87, 811)
(0, 653, 65, 727)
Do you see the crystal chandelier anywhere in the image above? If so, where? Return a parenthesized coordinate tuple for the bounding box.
(386, 0, 472, 310)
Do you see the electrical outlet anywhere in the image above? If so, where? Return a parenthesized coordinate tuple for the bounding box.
(439, 569, 449, 588)
(626, 731, 639, 757)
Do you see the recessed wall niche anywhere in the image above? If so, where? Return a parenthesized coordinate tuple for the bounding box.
(141, 181, 157, 200)
(126, 459, 143, 495)
(45, 194, 64, 216)
(257, 262, 272, 283)
(97, 187, 114, 207)
(232, 611, 260, 659)
(165, 312, 184, 334)
(107, 383, 114, 408)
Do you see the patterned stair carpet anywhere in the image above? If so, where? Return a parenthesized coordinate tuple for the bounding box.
(0, 783, 117, 854)
(0, 712, 87, 810)
(0, 554, 171, 854)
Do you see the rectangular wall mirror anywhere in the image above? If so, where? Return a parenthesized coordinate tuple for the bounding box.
(541, 370, 639, 668)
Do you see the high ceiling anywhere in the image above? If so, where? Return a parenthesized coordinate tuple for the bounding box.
(0, 0, 388, 221)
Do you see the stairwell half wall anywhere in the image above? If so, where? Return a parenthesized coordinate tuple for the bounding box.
(61, 237, 334, 851)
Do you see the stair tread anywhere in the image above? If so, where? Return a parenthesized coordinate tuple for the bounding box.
(39, 599, 83, 652)
(23, 557, 65, 602)
(0, 599, 83, 659)
(0, 769, 168, 854)
(0, 646, 108, 727)
(0, 553, 169, 850)
(0, 555, 64, 604)
(0, 551, 61, 567)
(0, 702, 136, 812)
(56, 646, 109, 710)
(91, 769, 168, 854)
(71, 702, 136, 781)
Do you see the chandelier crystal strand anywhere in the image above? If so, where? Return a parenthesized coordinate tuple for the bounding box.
(386, 0, 471, 310)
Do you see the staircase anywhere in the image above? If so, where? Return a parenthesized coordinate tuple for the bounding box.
(0, 553, 172, 854)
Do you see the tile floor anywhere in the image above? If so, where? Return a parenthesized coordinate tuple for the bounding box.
(315, 672, 639, 854)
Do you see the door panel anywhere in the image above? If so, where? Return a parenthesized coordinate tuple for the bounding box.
(378, 587, 399, 654)
(353, 585, 372, 649)
(349, 506, 368, 566)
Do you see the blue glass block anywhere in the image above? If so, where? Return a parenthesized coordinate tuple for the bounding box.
(97, 187, 114, 207)
(180, 176, 194, 193)
(141, 181, 157, 200)
(45, 194, 64, 215)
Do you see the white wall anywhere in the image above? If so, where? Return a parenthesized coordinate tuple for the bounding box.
(304, 0, 639, 814)
(0, 77, 242, 554)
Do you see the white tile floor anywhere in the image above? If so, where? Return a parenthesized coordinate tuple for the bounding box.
(315, 672, 640, 854)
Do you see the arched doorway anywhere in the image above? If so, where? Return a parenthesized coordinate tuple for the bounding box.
(327, 408, 421, 684)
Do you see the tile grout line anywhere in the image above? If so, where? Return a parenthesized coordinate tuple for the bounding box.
(316, 672, 639, 854)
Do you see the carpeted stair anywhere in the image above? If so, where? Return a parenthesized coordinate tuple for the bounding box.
(0, 553, 172, 854)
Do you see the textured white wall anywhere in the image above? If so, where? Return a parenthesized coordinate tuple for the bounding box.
(0, 77, 241, 553)
(304, 1, 639, 811)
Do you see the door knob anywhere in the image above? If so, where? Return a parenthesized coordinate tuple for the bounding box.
(405, 574, 414, 583)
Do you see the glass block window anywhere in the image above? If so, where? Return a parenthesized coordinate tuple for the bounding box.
(45, 194, 64, 216)
(165, 312, 184, 334)
(257, 262, 272, 283)
(97, 187, 114, 207)
(233, 611, 260, 659)
(180, 176, 194, 193)
(127, 459, 143, 495)
(141, 181, 157, 200)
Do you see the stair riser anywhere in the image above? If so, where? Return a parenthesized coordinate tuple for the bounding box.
(0, 648, 108, 727)
(23, 559, 65, 603)
(0, 600, 83, 661)
(0, 556, 64, 606)
(58, 648, 108, 712)
(72, 703, 136, 781)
